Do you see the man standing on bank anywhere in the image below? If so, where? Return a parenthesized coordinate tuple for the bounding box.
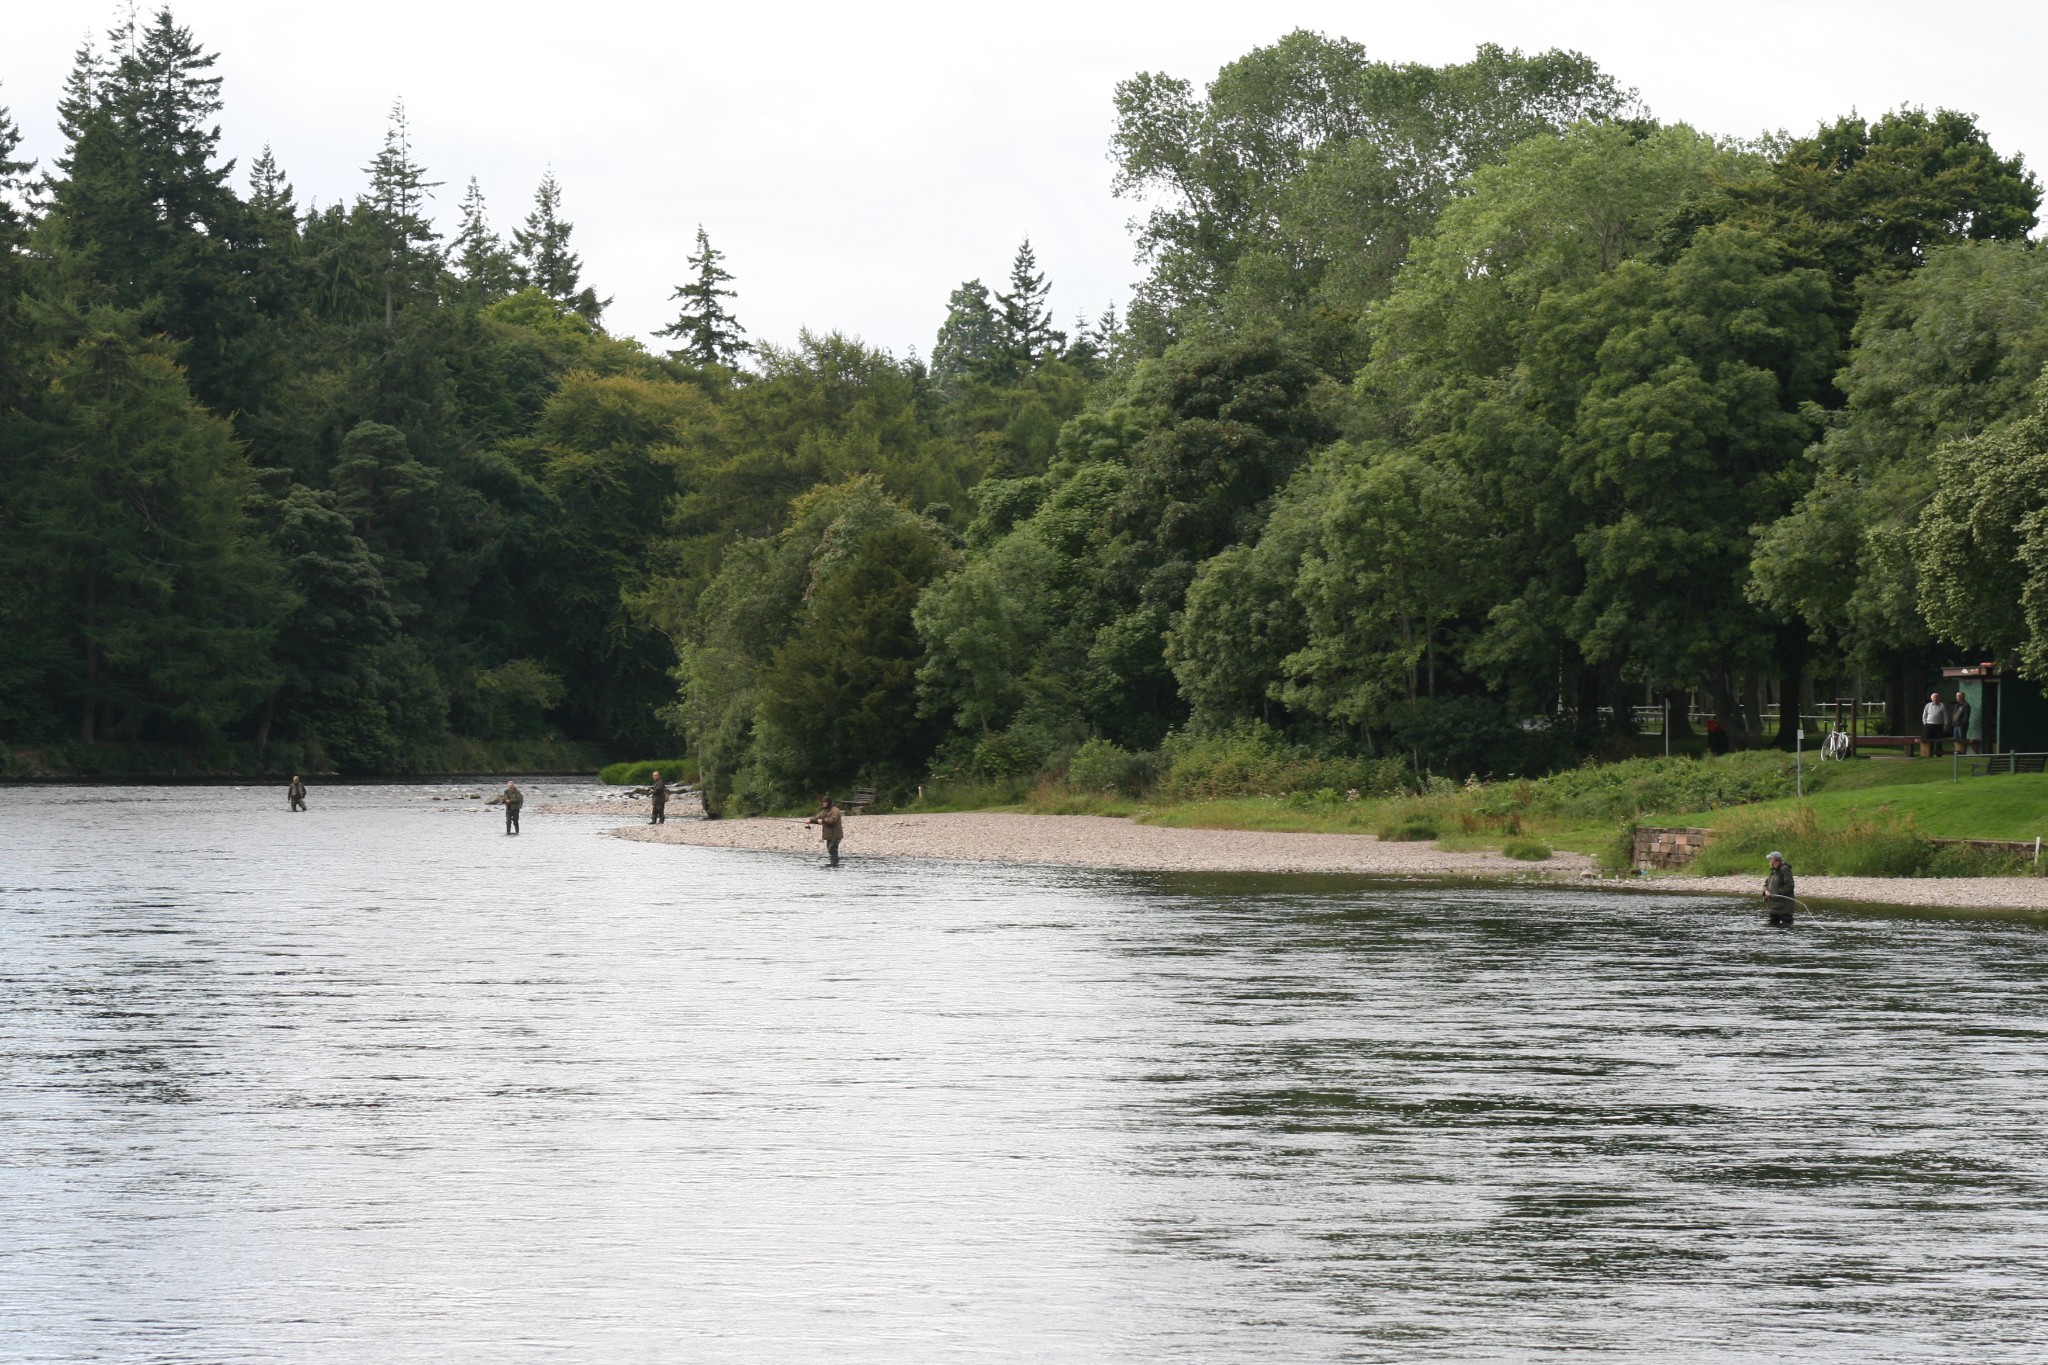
(806, 794, 844, 867)
(1922, 691, 1949, 757)
(501, 780, 523, 835)
(287, 774, 307, 812)
(1763, 851, 1796, 926)
(649, 770, 668, 825)
(1952, 690, 1973, 756)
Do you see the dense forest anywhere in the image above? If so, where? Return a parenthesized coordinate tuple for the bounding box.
(3, 12, 2047, 804)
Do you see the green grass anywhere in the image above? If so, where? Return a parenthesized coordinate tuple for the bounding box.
(1670, 760, 2048, 841)
(898, 749, 2045, 879)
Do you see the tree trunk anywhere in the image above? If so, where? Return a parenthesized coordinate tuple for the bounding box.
(80, 565, 98, 744)
(255, 692, 277, 756)
(1663, 688, 1695, 740)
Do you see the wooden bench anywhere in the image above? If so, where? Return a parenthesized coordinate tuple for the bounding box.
(846, 787, 877, 813)
(1969, 752, 2048, 777)
(1852, 735, 1921, 757)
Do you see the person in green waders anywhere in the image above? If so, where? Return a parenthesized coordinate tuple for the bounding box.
(1763, 851, 1795, 926)
(287, 774, 307, 812)
(500, 780, 523, 835)
(806, 794, 843, 866)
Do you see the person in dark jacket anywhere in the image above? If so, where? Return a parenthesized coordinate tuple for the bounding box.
(649, 771, 668, 825)
(1763, 851, 1795, 926)
(287, 775, 307, 812)
(1952, 691, 1974, 756)
(805, 794, 844, 866)
(500, 780, 523, 835)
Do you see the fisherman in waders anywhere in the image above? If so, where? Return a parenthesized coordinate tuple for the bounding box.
(1763, 851, 1795, 926)
(806, 794, 844, 867)
(287, 774, 307, 812)
(501, 780, 523, 835)
(649, 770, 668, 825)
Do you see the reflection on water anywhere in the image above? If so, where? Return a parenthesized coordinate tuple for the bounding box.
(2, 784, 2046, 1362)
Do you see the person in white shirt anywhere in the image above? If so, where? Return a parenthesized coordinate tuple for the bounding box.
(1921, 692, 1948, 757)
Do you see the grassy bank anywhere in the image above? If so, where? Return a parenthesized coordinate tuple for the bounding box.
(908, 750, 2047, 878)
(0, 737, 608, 780)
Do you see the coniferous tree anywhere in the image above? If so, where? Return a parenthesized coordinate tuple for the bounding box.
(513, 169, 607, 320)
(930, 279, 1004, 387)
(44, 10, 259, 416)
(656, 225, 749, 366)
(451, 177, 516, 303)
(359, 99, 441, 328)
(994, 238, 1064, 377)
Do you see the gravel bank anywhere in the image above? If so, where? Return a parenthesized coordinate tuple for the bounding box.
(613, 811, 2048, 911)
(1616, 872, 2048, 912)
(615, 811, 1591, 877)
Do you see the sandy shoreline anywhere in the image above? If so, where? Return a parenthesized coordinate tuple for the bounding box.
(610, 811, 2048, 912)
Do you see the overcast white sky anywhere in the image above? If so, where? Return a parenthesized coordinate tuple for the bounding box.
(6, 1, 2045, 359)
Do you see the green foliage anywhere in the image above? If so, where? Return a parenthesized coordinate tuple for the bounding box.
(1154, 725, 1407, 801)
(599, 758, 699, 786)
(7, 17, 2045, 813)
(1064, 737, 1156, 796)
(1378, 815, 1441, 842)
(472, 658, 565, 738)
(1502, 838, 1553, 861)
(1914, 409, 2048, 677)
(1510, 751, 1806, 821)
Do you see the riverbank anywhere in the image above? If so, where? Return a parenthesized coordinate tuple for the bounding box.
(615, 811, 2048, 911)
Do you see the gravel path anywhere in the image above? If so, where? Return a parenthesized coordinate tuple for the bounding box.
(615, 811, 1588, 876)
(612, 811, 2048, 911)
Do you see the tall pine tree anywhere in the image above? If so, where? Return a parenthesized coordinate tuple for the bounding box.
(657, 225, 748, 366)
(513, 169, 606, 320)
(994, 238, 1063, 377)
(451, 177, 515, 303)
(359, 99, 441, 328)
(43, 10, 261, 417)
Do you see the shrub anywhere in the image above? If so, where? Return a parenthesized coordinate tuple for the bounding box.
(1065, 737, 1155, 796)
(970, 731, 1047, 780)
(1502, 838, 1553, 861)
(1378, 815, 1440, 842)
(1157, 724, 1407, 801)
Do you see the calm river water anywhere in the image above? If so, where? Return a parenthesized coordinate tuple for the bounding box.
(2, 783, 2046, 1362)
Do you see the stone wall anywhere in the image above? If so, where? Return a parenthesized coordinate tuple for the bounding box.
(1633, 826, 1714, 870)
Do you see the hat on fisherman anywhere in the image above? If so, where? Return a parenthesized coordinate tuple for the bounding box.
(1767, 851, 1783, 861)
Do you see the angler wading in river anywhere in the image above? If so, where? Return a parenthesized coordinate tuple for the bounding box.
(1764, 851, 1796, 926)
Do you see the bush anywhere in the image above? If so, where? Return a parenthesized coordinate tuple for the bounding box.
(1156, 724, 1407, 801)
(1065, 737, 1156, 796)
(600, 758, 699, 786)
(1502, 838, 1553, 861)
(1378, 815, 1440, 842)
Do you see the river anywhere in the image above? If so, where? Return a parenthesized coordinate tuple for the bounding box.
(2, 782, 2045, 1362)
